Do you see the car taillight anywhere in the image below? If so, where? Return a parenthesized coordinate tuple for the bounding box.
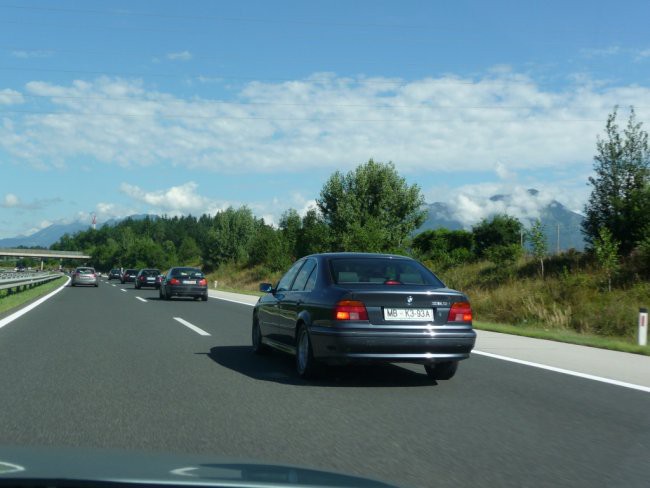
(139, 276, 145, 281)
(169, 278, 180, 285)
(448, 302, 472, 323)
(384, 280, 400, 285)
(198, 278, 207, 286)
(334, 300, 368, 321)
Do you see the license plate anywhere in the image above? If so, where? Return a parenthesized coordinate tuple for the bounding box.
(383, 308, 433, 321)
(183, 280, 196, 284)
(147, 278, 154, 281)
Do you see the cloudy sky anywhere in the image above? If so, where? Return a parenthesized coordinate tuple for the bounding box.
(1, 0, 650, 238)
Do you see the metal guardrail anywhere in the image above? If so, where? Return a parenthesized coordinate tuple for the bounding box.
(0, 272, 63, 293)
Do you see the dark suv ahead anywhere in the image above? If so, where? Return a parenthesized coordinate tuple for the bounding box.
(159, 267, 208, 301)
(135, 268, 161, 289)
(121, 269, 138, 284)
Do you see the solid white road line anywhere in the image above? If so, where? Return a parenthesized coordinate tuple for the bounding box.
(136, 297, 147, 303)
(173, 317, 211, 336)
(211, 295, 256, 307)
(472, 350, 650, 394)
(0, 276, 70, 331)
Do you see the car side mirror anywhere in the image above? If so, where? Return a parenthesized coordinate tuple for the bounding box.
(259, 283, 274, 293)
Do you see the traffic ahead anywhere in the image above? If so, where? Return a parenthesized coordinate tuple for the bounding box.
(0, 274, 648, 488)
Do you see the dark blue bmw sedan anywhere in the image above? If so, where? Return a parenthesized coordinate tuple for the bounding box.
(252, 252, 476, 380)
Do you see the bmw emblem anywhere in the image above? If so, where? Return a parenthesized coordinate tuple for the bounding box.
(406, 295, 413, 305)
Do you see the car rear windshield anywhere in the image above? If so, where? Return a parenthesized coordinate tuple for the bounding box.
(329, 258, 444, 287)
(172, 268, 204, 278)
(141, 269, 160, 277)
(76, 268, 94, 274)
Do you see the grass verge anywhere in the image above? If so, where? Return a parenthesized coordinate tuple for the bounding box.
(474, 320, 650, 356)
(0, 276, 67, 316)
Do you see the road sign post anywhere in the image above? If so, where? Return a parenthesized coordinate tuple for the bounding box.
(639, 308, 648, 346)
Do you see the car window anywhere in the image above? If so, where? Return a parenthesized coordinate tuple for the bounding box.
(172, 268, 203, 278)
(329, 258, 444, 287)
(291, 259, 316, 291)
(276, 260, 304, 292)
(303, 263, 318, 292)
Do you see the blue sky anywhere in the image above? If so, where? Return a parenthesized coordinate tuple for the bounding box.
(1, 0, 650, 238)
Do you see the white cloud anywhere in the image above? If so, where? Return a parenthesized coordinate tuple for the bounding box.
(120, 181, 228, 215)
(0, 89, 24, 105)
(11, 50, 52, 59)
(0, 71, 647, 179)
(0, 193, 60, 210)
(494, 161, 515, 180)
(581, 46, 621, 58)
(167, 51, 193, 61)
(635, 49, 650, 61)
(2, 193, 20, 208)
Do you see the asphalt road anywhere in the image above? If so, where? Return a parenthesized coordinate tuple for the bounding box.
(0, 279, 649, 487)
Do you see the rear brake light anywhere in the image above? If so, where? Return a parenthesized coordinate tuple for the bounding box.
(334, 300, 368, 321)
(448, 302, 472, 323)
(199, 278, 207, 286)
(384, 280, 401, 285)
(169, 278, 180, 285)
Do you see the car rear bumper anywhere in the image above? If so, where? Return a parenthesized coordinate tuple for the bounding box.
(73, 279, 97, 285)
(167, 285, 207, 297)
(309, 326, 476, 364)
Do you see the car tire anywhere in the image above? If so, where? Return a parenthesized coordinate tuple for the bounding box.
(94, 284, 98, 287)
(424, 361, 458, 380)
(159, 288, 164, 300)
(251, 317, 269, 355)
(201, 293, 208, 302)
(296, 324, 319, 379)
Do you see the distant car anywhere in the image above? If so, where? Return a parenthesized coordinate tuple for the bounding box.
(121, 269, 139, 284)
(71, 267, 98, 287)
(252, 252, 476, 380)
(135, 268, 161, 289)
(155, 273, 164, 289)
(159, 267, 208, 301)
(108, 269, 121, 280)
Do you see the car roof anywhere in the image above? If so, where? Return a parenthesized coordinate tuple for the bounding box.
(306, 252, 414, 260)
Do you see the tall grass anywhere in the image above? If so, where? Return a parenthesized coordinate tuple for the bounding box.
(437, 255, 649, 339)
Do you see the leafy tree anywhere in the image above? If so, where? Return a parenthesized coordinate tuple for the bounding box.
(472, 214, 523, 257)
(317, 159, 425, 252)
(279, 209, 302, 260)
(203, 207, 257, 268)
(248, 221, 291, 271)
(484, 244, 522, 267)
(178, 237, 201, 265)
(583, 107, 650, 254)
(412, 228, 474, 268)
(527, 219, 547, 278)
(593, 227, 619, 292)
(298, 208, 332, 256)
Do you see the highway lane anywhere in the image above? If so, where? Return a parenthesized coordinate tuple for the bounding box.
(0, 279, 649, 487)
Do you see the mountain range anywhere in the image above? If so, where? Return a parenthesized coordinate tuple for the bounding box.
(0, 191, 586, 251)
(420, 189, 586, 251)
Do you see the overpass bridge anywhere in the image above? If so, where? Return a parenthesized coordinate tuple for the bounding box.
(0, 248, 91, 270)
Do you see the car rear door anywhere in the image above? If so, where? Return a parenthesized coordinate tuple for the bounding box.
(276, 258, 317, 347)
(258, 260, 304, 344)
